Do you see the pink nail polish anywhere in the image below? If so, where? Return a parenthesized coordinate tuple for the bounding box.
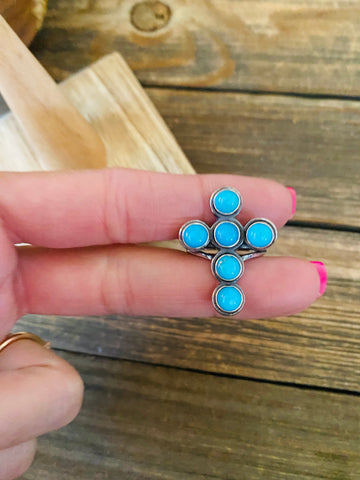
(286, 187, 297, 216)
(310, 261, 327, 297)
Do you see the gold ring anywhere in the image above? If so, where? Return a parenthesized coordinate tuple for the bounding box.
(0, 332, 51, 353)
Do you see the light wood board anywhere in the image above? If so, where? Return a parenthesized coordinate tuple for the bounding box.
(0, 52, 195, 174)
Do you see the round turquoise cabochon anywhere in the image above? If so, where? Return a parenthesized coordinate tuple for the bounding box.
(181, 222, 209, 250)
(213, 221, 241, 248)
(213, 285, 244, 314)
(246, 221, 275, 249)
(214, 254, 243, 282)
(212, 188, 241, 216)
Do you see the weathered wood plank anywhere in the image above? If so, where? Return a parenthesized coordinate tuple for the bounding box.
(15, 226, 360, 392)
(147, 88, 360, 228)
(24, 350, 360, 480)
(31, 0, 360, 96)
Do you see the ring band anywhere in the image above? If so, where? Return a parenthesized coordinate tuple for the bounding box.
(0, 332, 51, 354)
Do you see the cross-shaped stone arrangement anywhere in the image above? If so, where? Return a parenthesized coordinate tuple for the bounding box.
(179, 187, 277, 316)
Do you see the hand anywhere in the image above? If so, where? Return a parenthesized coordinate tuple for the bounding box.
(0, 168, 323, 478)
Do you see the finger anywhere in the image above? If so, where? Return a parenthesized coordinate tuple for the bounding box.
(0, 340, 84, 450)
(0, 440, 37, 480)
(0, 169, 293, 248)
(0, 226, 19, 325)
(19, 245, 321, 319)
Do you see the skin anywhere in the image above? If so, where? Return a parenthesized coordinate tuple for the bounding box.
(0, 168, 321, 479)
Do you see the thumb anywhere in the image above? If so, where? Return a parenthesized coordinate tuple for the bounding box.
(0, 337, 84, 451)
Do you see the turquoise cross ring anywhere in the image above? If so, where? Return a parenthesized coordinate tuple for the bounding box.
(179, 187, 277, 316)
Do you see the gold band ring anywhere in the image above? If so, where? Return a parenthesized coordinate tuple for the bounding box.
(0, 332, 51, 354)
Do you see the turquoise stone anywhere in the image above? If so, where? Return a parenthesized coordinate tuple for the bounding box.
(246, 221, 274, 249)
(214, 254, 242, 282)
(215, 285, 244, 313)
(182, 222, 209, 249)
(213, 188, 241, 215)
(214, 221, 241, 248)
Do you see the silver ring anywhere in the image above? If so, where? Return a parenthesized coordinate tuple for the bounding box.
(179, 186, 278, 316)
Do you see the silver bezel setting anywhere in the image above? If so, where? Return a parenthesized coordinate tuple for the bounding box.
(211, 219, 244, 250)
(244, 218, 277, 250)
(178, 187, 278, 317)
(212, 284, 245, 316)
(179, 220, 210, 252)
(211, 252, 244, 283)
(210, 186, 243, 217)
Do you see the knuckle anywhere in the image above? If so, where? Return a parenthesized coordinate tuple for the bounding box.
(121, 253, 137, 315)
(99, 246, 137, 315)
(101, 169, 158, 244)
(101, 168, 131, 244)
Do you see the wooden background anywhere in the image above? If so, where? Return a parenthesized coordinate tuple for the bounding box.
(4, 0, 359, 478)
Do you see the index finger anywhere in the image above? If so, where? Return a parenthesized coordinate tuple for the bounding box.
(0, 168, 294, 248)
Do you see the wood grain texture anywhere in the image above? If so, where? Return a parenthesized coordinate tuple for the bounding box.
(15, 226, 360, 392)
(30, 0, 360, 96)
(0, 53, 194, 173)
(24, 350, 360, 480)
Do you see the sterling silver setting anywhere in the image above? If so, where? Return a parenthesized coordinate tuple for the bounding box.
(179, 187, 278, 316)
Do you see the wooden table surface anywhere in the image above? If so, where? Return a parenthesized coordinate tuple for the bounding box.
(11, 0, 360, 478)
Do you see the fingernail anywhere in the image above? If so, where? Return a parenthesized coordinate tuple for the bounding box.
(310, 261, 327, 297)
(286, 187, 297, 216)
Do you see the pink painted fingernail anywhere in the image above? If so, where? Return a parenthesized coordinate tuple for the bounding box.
(310, 261, 327, 297)
(286, 187, 297, 216)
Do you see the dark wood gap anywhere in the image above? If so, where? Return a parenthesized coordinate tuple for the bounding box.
(286, 221, 360, 234)
(51, 346, 360, 399)
(143, 82, 360, 103)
